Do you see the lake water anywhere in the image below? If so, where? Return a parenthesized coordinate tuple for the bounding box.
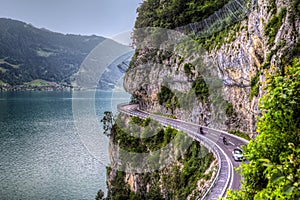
(0, 90, 130, 200)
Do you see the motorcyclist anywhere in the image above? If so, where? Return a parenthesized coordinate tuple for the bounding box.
(199, 127, 204, 134)
(223, 136, 227, 145)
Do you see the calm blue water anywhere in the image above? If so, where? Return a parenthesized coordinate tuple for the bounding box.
(0, 90, 130, 200)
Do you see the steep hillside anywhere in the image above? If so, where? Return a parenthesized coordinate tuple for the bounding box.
(124, 0, 299, 136)
(105, 114, 217, 199)
(0, 18, 105, 87)
(115, 0, 300, 199)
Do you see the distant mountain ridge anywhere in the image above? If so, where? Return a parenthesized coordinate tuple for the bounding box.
(0, 18, 106, 88)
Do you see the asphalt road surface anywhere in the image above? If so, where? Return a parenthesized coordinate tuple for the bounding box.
(117, 104, 249, 199)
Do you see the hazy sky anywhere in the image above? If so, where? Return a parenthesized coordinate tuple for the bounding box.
(0, 0, 142, 38)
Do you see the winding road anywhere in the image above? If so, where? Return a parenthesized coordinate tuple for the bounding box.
(117, 103, 249, 200)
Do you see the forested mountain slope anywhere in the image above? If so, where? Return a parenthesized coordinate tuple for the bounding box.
(0, 18, 104, 87)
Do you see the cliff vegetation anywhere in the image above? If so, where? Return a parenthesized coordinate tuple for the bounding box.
(226, 58, 300, 199)
(116, 0, 300, 199)
(106, 114, 217, 199)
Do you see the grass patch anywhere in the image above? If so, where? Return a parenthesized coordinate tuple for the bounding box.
(0, 80, 8, 86)
(36, 49, 54, 57)
(24, 79, 55, 87)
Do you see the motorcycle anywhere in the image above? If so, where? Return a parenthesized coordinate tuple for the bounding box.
(199, 127, 204, 134)
(223, 137, 228, 145)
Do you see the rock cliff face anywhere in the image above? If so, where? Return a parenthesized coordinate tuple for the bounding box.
(106, 0, 299, 199)
(124, 0, 299, 136)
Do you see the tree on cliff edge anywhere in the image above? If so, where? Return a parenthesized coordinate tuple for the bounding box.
(226, 59, 300, 199)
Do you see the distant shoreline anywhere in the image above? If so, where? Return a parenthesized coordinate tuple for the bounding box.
(0, 84, 72, 91)
(0, 85, 119, 92)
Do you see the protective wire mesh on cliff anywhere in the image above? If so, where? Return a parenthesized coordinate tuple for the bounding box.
(175, 0, 251, 38)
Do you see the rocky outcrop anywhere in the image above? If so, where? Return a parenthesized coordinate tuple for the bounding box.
(124, 0, 299, 136)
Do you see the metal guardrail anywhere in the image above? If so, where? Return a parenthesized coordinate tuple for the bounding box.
(178, 127, 231, 200)
(117, 104, 233, 200)
(189, 133, 223, 200)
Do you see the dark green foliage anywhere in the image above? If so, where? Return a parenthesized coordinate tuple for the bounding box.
(169, 142, 214, 199)
(192, 76, 209, 102)
(134, 0, 160, 28)
(183, 63, 195, 77)
(101, 111, 114, 136)
(178, 56, 184, 66)
(112, 123, 147, 153)
(195, 22, 241, 51)
(135, 0, 230, 29)
(225, 101, 236, 117)
(158, 86, 173, 105)
(266, 49, 276, 63)
(130, 116, 144, 125)
(157, 85, 180, 112)
(262, 39, 287, 69)
(226, 58, 300, 199)
(112, 117, 176, 153)
(264, 7, 287, 46)
(261, 62, 270, 69)
(146, 184, 164, 200)
(160, 142, 214, 199)
(106, 170, 132, 200)
(95, 189, 105, 200)
(267, 0, 277, 14)
(282, 39, 300, 65)
(0, 18, 104, 85)
(142, 117, 151, 127)
(250, 72, 260, 100)
(262, 51, 274, 69)
(108, 114, 216, 199)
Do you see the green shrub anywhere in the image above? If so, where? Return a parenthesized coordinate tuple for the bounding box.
(250, 72, 260, 100)
(135, 0, 230, 29)
(225, 101, 236, 117)
(261, 61, 270, 69)
(157, 85, 180, 112)
(130, 116, 144, 125)
(264, 7, 287, 46)
(109, 114, 216, 199)
(192, 76, 209, 102)
(267, 0, 277, 14)
(183, 63, 194, 77)
(226, 58, 300, 199)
